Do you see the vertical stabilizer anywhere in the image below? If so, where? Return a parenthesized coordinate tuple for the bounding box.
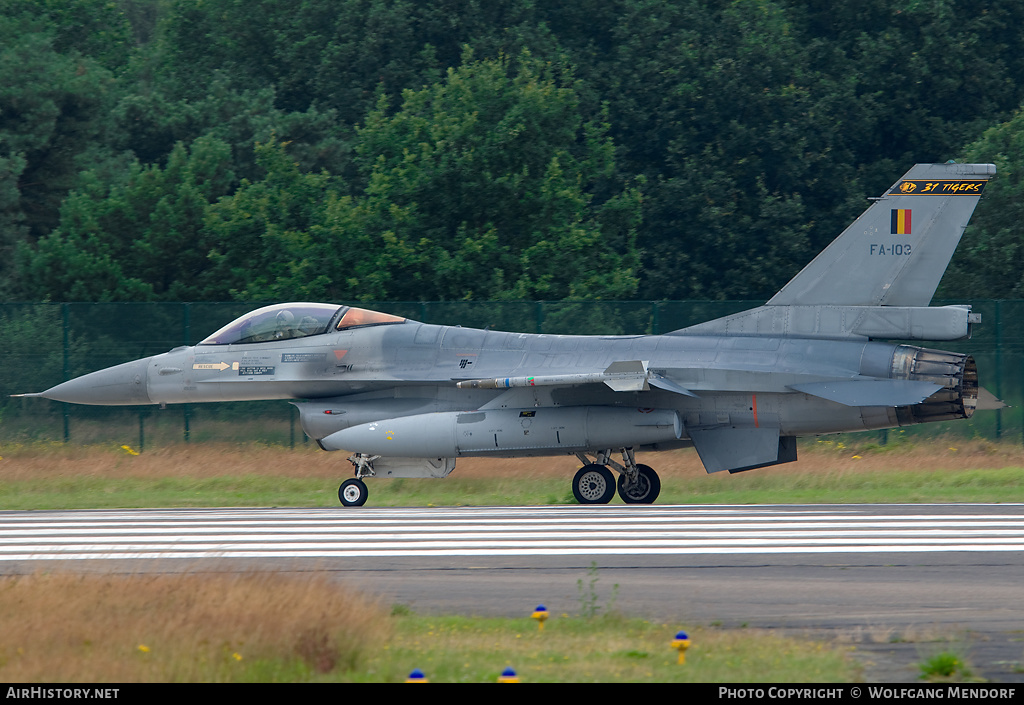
(767, 163, 995, 307)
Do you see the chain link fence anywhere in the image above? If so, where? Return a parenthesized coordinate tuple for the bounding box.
(1, 300, 1019, 448)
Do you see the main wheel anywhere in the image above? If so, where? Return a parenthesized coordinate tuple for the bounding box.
(572, 464, 616, 504)
(339, 478, 368, 507)
(616, 464, 661, 504)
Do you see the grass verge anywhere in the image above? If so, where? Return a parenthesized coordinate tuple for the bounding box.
(360, 614, 857, 683)
(0, 572, 857, 683)
(0, 571, 389, 682)
(2, 439, 1024, 509)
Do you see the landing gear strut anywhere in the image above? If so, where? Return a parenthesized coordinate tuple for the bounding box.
(573, 449, 661, 505)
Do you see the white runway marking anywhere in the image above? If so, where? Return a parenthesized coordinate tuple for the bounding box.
(2, 504, 1024, 561)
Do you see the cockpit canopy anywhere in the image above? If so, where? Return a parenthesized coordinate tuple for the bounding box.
(199, 303, 406, 345)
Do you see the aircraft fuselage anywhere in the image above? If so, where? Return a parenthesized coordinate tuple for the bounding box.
(52, 321, 972, 457)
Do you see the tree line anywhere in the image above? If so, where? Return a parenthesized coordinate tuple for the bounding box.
(4, 0, 1024, 305)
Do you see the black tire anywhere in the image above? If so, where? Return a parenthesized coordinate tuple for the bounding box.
(339, 478, 368, 507)
(572, 464, 616, 504)
(617, 464, 661, 504)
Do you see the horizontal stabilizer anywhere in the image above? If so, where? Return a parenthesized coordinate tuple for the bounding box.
(977, 387, 1008, 411)
(790, 379, 942, 407)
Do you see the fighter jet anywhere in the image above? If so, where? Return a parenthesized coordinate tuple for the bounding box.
(19, 162, 995, 506)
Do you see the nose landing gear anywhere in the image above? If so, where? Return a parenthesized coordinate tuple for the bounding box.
(339, 478, 368, 506)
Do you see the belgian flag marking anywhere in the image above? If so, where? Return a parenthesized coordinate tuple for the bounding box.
(891, 209, 911, 235)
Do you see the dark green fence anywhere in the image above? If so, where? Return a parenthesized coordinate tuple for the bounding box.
(1, 300, 1020, 447)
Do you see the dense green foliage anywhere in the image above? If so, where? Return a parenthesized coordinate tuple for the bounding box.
(5, 0, 1024, 303)
(938, 112, 1024, 298)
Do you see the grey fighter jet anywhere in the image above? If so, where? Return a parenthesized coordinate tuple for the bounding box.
(19, 162, 995, 506)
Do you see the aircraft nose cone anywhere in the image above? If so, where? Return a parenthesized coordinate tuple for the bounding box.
(38, 357, 153, 405)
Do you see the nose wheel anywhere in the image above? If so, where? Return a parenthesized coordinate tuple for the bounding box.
(339, 478, 368, 506)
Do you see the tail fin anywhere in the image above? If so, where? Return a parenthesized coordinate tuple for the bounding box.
(673, 163, 995, 340)
(768, 162, 995, 307)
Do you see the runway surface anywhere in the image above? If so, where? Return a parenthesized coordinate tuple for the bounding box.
(4, 503, 1024, 560)
(3, 503, 1024, 681)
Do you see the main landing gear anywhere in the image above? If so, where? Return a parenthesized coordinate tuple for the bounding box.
(572, 464, 616, 504)
(572, 449, 661, 505)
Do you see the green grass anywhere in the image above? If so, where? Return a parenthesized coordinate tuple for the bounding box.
(5, 466, 1024, 510)
(0, 476, 339, 510)
(4, 440, 1024, 509)
(350, 614, 858, 683)
(918, 650, 975, 682)
(0, 571, 859, 683)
